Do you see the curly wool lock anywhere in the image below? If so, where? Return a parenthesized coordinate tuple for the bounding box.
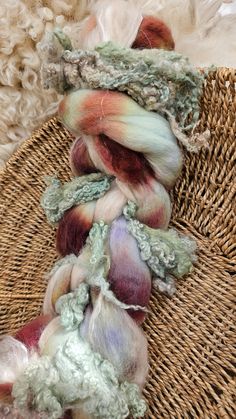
(0, 0, 90, 168)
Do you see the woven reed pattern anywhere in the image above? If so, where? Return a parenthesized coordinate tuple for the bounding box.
(0, 69, 235, 418)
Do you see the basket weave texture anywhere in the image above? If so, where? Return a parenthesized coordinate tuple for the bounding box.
(0, 69, 235, 418)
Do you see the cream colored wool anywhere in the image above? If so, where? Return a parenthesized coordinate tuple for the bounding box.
(0, 0, 89, 169)
(0, 0, 236, 168)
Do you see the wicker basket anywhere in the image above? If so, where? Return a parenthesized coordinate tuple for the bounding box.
(0, 69, 235, 418)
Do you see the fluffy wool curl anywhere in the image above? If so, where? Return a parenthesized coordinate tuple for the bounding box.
(0, 0, 89, 168)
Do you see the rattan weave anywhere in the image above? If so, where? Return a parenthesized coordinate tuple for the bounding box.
(0, 69, 235, 418)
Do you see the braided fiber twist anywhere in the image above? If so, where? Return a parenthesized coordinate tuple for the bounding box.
(0, 15, 198, 419)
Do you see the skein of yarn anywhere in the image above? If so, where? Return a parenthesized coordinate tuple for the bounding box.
(0, 6, 200, 419)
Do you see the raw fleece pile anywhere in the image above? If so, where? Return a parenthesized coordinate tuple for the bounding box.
(0, 18, 202, 417)
(0, 0, 89, 169)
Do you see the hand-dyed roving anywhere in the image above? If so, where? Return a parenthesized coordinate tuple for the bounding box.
(0, 15, 201, 419)
(132, 16, 175, 50)
(41, 31, 209, 151)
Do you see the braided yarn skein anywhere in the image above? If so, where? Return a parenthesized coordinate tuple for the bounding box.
(0, 87, 196, 418)
(35, 86, 196, 414)
(54, 88, 183, 321)
(0, 13, 197, 419)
